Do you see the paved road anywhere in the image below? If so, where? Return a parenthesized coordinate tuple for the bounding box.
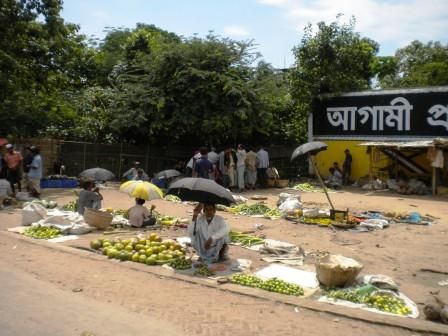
(0, 263, 183, 336)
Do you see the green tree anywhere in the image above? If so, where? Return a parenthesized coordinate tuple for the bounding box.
(379, 41, 448, 88)
(290, 17, 379, 142)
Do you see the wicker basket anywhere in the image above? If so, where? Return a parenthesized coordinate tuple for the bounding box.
(83, 208, 113, 229)
(315, 254, 363, 287)
(267, 179, 276, 187)
(275, 179, 289, 188)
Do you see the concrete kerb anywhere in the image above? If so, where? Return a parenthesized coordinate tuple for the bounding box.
(2, 230, 448, 335)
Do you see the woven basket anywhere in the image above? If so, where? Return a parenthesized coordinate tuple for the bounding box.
(83, 208, 113, 229)
(275, 179, 289, 188)
(315, 254, 363, 287)
(267, 179, 276, 187)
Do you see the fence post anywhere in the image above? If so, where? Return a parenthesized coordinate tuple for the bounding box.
(83, 143, 87, 171)
(145, 144, 150, 175)
(118, 142, 123, 179)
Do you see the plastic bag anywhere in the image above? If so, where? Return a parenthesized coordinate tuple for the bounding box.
(22, 203, 47, 226)
(277, 193, 301, 206)
(278, 199, 302, 214)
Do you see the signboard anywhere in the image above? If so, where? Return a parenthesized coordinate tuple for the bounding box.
(312, 89, 448, 138)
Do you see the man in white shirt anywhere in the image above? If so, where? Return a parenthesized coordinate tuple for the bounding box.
(207, 147, 219, 165)
(256, 146, 269, 188)
(188, 203, 230, 263)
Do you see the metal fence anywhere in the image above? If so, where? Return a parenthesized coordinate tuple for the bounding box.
(19, 140, 309, 179)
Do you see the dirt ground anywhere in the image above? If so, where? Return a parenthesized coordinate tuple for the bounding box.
(1, 184, 448, 335)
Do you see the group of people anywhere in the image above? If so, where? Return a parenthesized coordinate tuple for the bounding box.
(185, 145, 270, 192)
(325, 149, 353, 189)
(0, 143, 43, 198)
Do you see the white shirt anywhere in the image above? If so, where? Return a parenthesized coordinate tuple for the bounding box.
(186, 153, 202, 169)
(236, 149, 247, 167)
(256, 149, 269, 168)
(208, 151, 219, 165)
(188, 214, 230, 241)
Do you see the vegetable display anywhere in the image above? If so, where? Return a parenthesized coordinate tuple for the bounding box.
(228, 203, 275, 216)
(292, 183, 335, 193)
(164, 195, 182, 203)
(231, 274, 304, 296)
(194, 266, 215, 277)
(230, 231, 265, 247)
(62, 200, 77, 211)
(24, 226, 61, 239)
(90, 234, 186, 265)
(168, 258, 192, 270)
(327, 288, 412, 316)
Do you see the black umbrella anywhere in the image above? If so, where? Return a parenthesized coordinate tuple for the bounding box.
(156, 169, 182, 179)
(166, 177, 235, 206)
(291, 141, 334, 210)
(79, 168, 115, 181)
(291, 141, 328, 160)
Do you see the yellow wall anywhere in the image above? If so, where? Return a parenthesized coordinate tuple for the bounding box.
(313, 140, 389, 180)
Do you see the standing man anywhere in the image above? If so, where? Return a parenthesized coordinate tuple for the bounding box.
(207, 146, 219, 181)
(256, 145, 269, 188)
(245, 147, 258, 190)
(27, 146, 42, 198)
(194, 147, 214, 179)
(342, 149, 353, 185)
(4, 144, 23, 194)
(236, 144, 247, 192)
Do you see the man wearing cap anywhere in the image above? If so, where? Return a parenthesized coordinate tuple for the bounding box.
(27, 146, 42, 198)
(4, 144, 23, 194)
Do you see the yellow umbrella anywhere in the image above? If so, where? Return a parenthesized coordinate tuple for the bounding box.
(119, 181, 163, 201)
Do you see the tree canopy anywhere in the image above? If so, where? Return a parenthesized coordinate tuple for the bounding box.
(1, 2, 447, 145)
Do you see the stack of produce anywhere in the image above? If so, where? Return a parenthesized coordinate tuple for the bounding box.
(90, 233, 187, 266)
(168, 258, 192, 270)
(292, 183, 335, 193)
(228, 203, 275, 217)
(26, 199, 58, 209)
(230, 231, 265, 247)
(194, 265, 215, 277)
(326, 287, 412, 316)
(62, 200, 77, 211)
(23, 225, 61, 239)
(231, 274, 304, 296)
(164, 195, 182, 203)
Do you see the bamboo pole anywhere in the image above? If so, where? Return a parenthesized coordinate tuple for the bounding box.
(309, 154, 335, 210)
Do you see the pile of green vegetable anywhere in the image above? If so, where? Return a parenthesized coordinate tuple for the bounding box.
(231, 274, 304, 296)
(228, 202, 272, 216)
(230, 231, 265, 247)
(168, 258, 192, 270)
(61, 200, 77, 211)
(24, 199, 58, 209)
(194, 266, 215, 277)
(164, 195, 182, 203)
(23, 226, 61, 239)
(327, 287, 412, 316)
(292, 183, 335, 193)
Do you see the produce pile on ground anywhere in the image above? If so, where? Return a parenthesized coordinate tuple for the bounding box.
(230, 273, 304, 296)
(164, 195, 182, 203)
(62, 200, 78, 211)
(90, 233, 189, 266)
(326, 287, 412, 316)
(24, 199, 58, 209)
(194, 265, 215, 277)
(227, 202, 280, 218)
(230, 231, 265, 247)
(292, 183, 335, 193)
(23, 225, 61, 239)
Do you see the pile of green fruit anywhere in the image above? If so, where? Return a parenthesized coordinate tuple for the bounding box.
(230, 274, 304, 296)
(168, 258, 192, 270)
(228, 202, 272, 216)
(194, 266, 215, 277)
(164, 195, 181, 203)
(327, 288, 411, 316)
(90, 233, 186, 266)
(230, 231, 265, 247)
(62, 200, 77, 211)
(24, 226, 61, 239)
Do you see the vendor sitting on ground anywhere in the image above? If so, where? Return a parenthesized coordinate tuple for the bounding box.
(325, 167, 342, 189)
(188, 203, 230, 263)
(127, 198, 156, 227)
(77, 180, 103, 215)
